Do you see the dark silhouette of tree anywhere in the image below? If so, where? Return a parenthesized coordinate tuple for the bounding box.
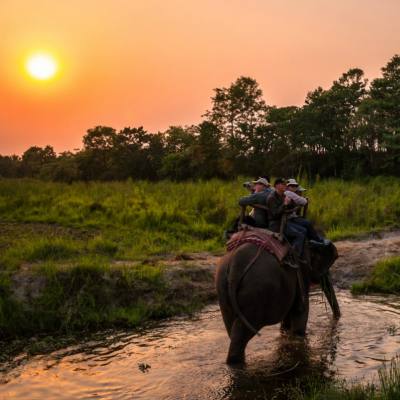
(2, 54, 400, 181)
(21, 145, 56, 177)
(362, 55, 400, 172)
(205, 76, 268, 173)
(79, 126, 117, 180)
(0, 155, 21, 178)
(190, 121, 225, 179)
(160, 126, 196, 179)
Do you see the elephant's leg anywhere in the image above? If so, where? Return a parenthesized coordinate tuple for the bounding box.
(227, 318, 255, 364)
(280, 315, 292, 333)
(219, 301, 235, 337)
(216, 276, 235, 337)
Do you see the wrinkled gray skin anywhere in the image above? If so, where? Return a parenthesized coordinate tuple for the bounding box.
(216, 242, 338, 364)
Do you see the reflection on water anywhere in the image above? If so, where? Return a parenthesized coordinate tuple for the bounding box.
(1, 290, 400, 399)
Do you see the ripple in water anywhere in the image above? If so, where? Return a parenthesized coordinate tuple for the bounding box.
(1, 290, 400, 399)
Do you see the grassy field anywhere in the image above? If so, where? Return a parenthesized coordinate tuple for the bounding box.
(0, 176, 399, 337)
(0, 176, 399, 266)
(352, 256, 400, 295)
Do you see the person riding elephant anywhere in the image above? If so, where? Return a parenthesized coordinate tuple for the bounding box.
(215, 239, 339, 364)
(238, 177, 273, 229)
(267, 178, 307, 259)
(285, 178, 330, 246)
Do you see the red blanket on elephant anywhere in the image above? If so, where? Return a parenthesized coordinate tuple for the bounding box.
(226, 226, 289, 263)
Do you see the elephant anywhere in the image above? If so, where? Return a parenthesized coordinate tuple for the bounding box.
(215, 240, 339, 364)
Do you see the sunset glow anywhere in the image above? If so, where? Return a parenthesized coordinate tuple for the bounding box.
(26, 53, 58, 80)
(1, 0, 400, 155)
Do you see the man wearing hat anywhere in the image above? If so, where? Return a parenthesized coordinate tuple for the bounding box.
(267, 178, 307, 258)
(285, 178, 326, 244)
(285, 179, 308, 210)
(238, 177, 273, 228)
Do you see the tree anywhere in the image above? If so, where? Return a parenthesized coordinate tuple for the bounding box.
(39, 151, 80, 182)
(204, 76, 268, 162)
(190, 121, 224, 179)
(363, 55, 400, 171)
(160, 126, 196, 180)
(21, 145, 56, 177)
(0, 155, 21, 178)
(113, 127, 161, 180)
(79, 126, 117, 180)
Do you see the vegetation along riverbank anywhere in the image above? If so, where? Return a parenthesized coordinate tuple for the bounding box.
(1, 177, 400, 338)
(282, 355, 400, 400)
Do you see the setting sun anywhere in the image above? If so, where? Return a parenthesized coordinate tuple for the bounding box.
(26, 53, 58, 80)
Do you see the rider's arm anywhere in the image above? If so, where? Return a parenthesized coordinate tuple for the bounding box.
(238, 192, 266, 206)
(284, 190, 307, 206)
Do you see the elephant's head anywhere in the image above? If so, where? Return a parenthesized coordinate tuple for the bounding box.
(309, 241, 338, 284)
(309, 241, 341, 318)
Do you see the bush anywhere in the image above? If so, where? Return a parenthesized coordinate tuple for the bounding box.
(352, 257, 400, 294)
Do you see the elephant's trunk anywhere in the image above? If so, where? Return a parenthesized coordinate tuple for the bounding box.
(320, 273, 341, 319)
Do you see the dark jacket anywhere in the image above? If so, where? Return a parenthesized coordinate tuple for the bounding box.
(266, 190, 286, 232)
(238, 188, 272, 228)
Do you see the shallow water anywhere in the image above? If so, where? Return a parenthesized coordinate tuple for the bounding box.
(1, 290, 400, 399)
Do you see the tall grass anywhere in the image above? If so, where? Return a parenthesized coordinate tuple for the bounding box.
(283, 356, 400, 399)
(0, 176, 399, 265)
(352, 256, 400, 295)
(308, 177, 400, 240)
(0, 257, 213, 337)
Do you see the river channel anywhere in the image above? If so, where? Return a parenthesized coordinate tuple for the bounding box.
(1, 290, 400, 399)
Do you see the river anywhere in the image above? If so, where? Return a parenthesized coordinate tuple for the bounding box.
(1, 290, 400, 399)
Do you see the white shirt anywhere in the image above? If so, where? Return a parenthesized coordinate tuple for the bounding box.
(284, 190, 308, 206)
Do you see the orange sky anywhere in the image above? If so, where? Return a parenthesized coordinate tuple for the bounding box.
(0, 0, 399, 155)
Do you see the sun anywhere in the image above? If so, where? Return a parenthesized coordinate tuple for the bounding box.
(26, 53, 58, 80)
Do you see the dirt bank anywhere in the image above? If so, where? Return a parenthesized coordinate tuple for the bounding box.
(331, 231, 400, 288)
(160, 231, 400, 289)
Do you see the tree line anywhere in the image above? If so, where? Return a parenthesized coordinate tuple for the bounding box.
(1, 54, 399, 181)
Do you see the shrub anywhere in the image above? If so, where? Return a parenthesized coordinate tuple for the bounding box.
(351, 256, 400, 294)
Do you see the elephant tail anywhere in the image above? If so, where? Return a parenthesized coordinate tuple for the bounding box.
(227, 247, 261, 336)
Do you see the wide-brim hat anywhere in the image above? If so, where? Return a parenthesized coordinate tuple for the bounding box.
(286, 178, 299, 186)
(252, 177, 270, 187)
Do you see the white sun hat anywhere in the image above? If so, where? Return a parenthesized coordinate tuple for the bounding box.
(286, 178, 299, 186)
(252, 177, 270, 187)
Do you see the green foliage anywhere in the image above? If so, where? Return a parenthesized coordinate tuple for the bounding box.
(282, 356, 400, 399)
(351, 257, 400, 295)
(0, 177, 399, 268)
(379, 356, 400, 400)
(0, 256, 211, 337)
(0, 237, 81, 270)
(307, 176, 400, 240)
(87, 236, 118, 257)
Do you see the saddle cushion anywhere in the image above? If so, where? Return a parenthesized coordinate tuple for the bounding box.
(226, 226, 289, 262)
